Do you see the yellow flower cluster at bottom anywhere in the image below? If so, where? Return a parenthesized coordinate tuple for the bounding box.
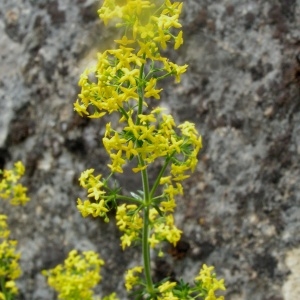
(42, 250, 104, 300)
(0, 214, 21, 299)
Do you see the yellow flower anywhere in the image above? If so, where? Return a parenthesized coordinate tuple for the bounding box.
(159, 176, 172, 185)
(137, 40, 157, 59)
(88, 111, 107, 119)
(144, 78, 163, 99)
(124, 266, 143, 291)
(108, 150, 126, 173)
(158, 281, 176, 293)
(5, 280, 18, 294)
(120, 232, 136, 249)
(10, 184, 29, 205)
(74, 99, 89, 117)
(89, 200, 109, 217)
(194, 264, 226, 299)
(174, 30, 183, 49)
(121, 140, 138, 159)
(138, 113, 157, 124)
(138, 125, 156, 142)
(0, 214, 10, 239)
(160, 198, 176, 212)
(119, 67, 139, 86)
(119, 86, 139, 102)
(138, 22, 155, 39)
(78, 169, 94, 188)
(14, 161, 25, 176)
(153, 27, 171, 49)
(0, 239, 21, 286)
(132, 164, 147, 173)
(87, 182, 105, 200)
(114, 35, 135, 45)
(148, 234, 160, 248)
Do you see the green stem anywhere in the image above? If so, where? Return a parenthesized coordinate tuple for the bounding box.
(150, 154, 173, 198)
(136, 54, 146, 125)
(139, 156, 155, 296)
(155, 71, 173, 81)
(115, 195, 142, 205)
(142, 205, 154, 296)
(136, 53, 155, 296)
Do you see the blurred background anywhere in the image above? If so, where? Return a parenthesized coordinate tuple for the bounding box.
(0, 0, 300, 299)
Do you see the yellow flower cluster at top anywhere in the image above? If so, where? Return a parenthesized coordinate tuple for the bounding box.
(0, 215, 21, 299)
(42, 250, 106, 300)
(0, 161, 29, 206)
(74, 0, 187, 119)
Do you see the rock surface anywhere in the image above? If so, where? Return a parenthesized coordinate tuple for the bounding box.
(0, 0, 300, 299)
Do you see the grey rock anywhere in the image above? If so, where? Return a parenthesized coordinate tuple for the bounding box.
(0, 0, 300, 299)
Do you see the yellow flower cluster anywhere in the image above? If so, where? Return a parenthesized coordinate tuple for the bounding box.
(74, 0, 187, 119)
(195, 265, 226, 300)
(154, 265, 226, 300)
(42, 250, 105, 300)
(77, 169, 110, 221)
(157, 281, 178, 300)
(115, 201, 183, 250)
(116, 204, 143, 250)
(0, 162, 28, 299)
(149, 213, 182, 248)
(124, 265, 143, 291)
(0, 161, 29, 206)
(125, 266, 180, 298)
(98, 0, 183, 49)
(0, 215, 10, 239)
(76, 116, 201, 251)
(116, 202, 183, 250)
(103, 110, 202, 174)
(0, 215, 21, 299)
